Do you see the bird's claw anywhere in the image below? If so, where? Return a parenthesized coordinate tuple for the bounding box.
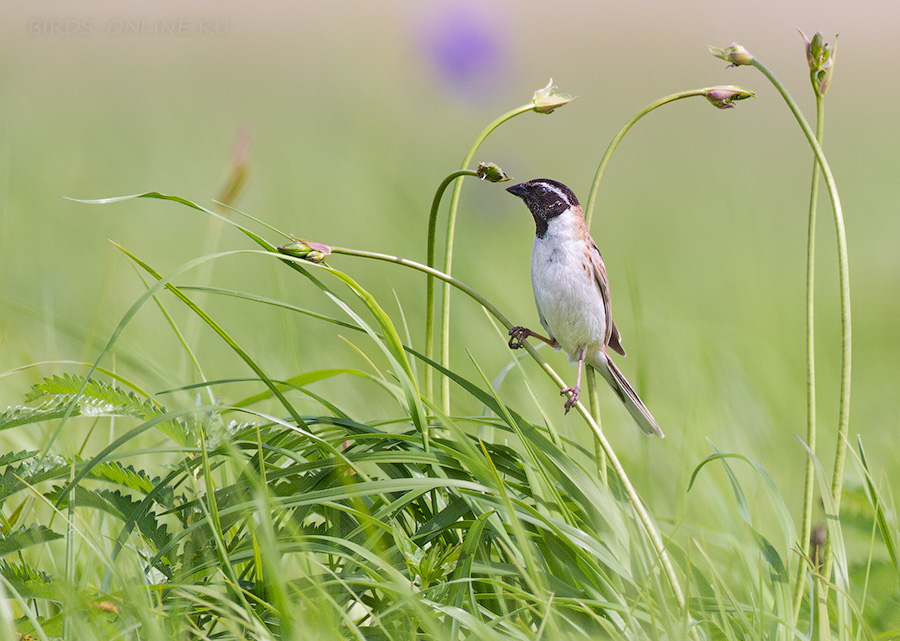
(508, 326, 529, 349)
(561, 386, 580, 414)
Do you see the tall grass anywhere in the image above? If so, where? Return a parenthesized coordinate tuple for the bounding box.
(2, 36, 898, 641)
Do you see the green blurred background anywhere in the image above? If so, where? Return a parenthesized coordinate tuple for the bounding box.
(2, 1, 898, 544)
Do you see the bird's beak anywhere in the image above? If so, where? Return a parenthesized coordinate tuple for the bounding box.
(506, 183, 529, 198)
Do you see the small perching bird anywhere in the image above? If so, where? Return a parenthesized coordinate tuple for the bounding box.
(506, 178, 664, 438)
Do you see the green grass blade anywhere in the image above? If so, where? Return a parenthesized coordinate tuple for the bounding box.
(856, 437, 900, 588)
(112, 243, 309, 431)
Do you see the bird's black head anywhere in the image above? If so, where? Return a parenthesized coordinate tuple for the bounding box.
(506, 178, 580, 238)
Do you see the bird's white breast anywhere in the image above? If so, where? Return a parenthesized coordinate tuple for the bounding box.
(530, 210, 608, 362)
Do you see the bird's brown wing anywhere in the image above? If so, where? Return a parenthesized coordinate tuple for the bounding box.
(589, 241, 626, 357)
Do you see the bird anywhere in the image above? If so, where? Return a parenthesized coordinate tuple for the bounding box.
(505, 178, 664, 437)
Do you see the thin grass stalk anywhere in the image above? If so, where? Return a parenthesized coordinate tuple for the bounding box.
(439, 104, 535, 413)
(748, 58, 851, 587)
(113, 244, 309, 432)
(63, 461, 76, 641)
(574, 385, 687, 610)
(584, 367, 607, 486)
(134, 267, 216, 406)
(194, 422, 257, 625)
(794, 92, 826, 620)
(815, 576, 831, 641)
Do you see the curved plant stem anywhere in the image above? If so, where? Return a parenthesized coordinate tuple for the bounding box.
(793, 92, 825, 619)
(581, 89, 708, 432)
(425, 169, 479, 402)
(330, 244, 687, 609)
(439, 104, 535, 414)
(749, 58, 851, 586)
(584, 89, 708, 227)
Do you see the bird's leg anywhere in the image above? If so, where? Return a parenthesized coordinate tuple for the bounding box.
(508, 326, 557, 349)
(561, 347, 587, 413)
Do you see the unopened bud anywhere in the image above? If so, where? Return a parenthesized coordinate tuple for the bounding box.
(799, 30, 837, 96)
(475, 162, 510, 182)
(531, 78, 574, 114)
(708, 43, 755, 67)
(278, 238, 332, 263)
(703, 85, 755, 109)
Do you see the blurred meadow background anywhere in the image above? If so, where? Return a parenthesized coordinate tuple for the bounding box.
(2, 0, 900, 637)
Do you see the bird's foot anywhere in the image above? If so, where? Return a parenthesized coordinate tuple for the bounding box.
(508, 326, 530, 349)
(561, 386, 580, 413)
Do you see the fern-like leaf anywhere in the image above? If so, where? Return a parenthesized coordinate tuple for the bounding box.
(0, 525, 62, 556)
(97, 489, 172, 560)
(23, 374, 194, 446)
(0, 398, 70, 431)
(0, 560, 55, 600)
(0, 456, 72, 503)
(0, 449, 40, 466)
(52, 487, 173, 564)
(88, 462, 157, 495)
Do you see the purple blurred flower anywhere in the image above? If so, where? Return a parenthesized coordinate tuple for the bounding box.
(420, 3, 506, 96)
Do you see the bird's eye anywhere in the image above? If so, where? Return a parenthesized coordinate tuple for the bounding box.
(537, 186, 547, 195)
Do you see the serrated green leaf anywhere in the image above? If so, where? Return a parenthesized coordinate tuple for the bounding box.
(0, 399, 70, 431)
(0, 560, 56, 600)
(0, 456, 72, 503)
(0, 525, 62, 555)
(98, 490, 172, 557)
(53, 487, 173, 565)
(25, 374, 194, 446)
(0, 449, 40, 466)
(0, 559, 51, 584)
(88, 461, 158, 495)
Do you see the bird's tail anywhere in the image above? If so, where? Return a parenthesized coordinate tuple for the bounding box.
(593, 356, 664, 438)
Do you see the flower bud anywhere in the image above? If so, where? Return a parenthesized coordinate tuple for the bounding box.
(703, 85, 755, 109)
(708, 43, 755, 66)
(278, 238, 332, 263)
(531, 78, 574, 114)
(799, 30, 837, 96)
(475, 162, 510, 182)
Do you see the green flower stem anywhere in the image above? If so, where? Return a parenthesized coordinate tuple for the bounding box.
(749, 57, 851, 585)
(581, 89, 708, 477)
(439, 104, 535, 414)
(584, 89, 708, 227)
(793, 92, 825, 620)
(425, 169, 479, 402)
(329, 244, 686, 609)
